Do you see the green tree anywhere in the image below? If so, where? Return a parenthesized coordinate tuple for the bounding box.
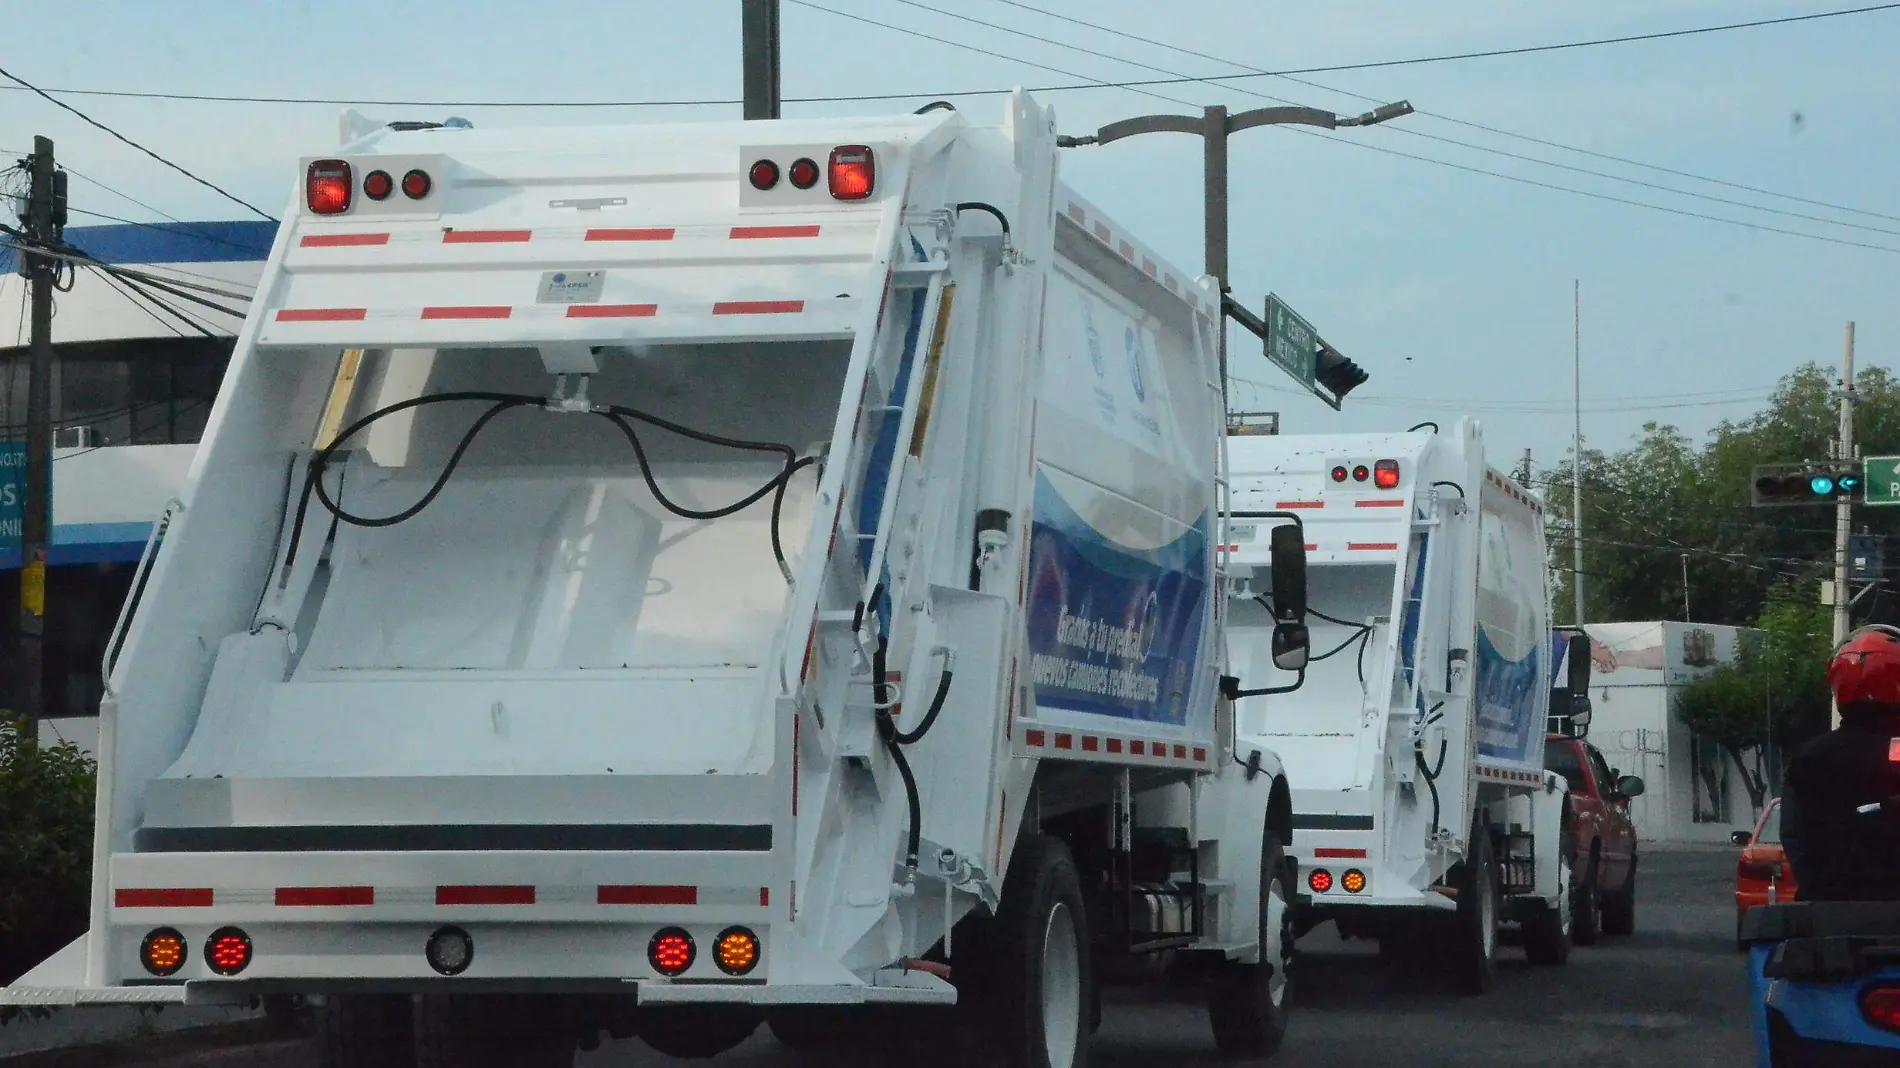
(1673, 581, 1830, 812)
(0, 717, 96, 992)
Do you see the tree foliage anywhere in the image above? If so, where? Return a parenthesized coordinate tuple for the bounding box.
(1547, 363, 1900, 628)
(0, 720, 96, 996)
(1673, 581, 1831, 810)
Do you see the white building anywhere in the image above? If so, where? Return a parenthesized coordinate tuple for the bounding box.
(1576, 620, 1760, 844)
(0, 220, 273, 752)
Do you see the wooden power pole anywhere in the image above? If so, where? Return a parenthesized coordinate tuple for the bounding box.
(16, 135, 60, 735)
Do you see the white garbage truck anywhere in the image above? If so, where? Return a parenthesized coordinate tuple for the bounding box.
(1209, 420, 1574, 994)
(2, 94, 1315, 1067)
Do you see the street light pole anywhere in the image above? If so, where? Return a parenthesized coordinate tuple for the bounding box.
(1059, 100, 1412, 401)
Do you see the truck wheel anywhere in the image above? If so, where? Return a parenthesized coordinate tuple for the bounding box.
(969, 834, 1091, 1068)
(1602, 853, 1637, 936)
(316, 994, 412, 1068)
(1572, 852, 1601, 946)
(414, 994, 576, 1068)
(1451, 826, 1499, 995)
(1522, 848, 1573, 966)
(1205, 829, 1292, 1057)
(639, 1007, 760, 1059)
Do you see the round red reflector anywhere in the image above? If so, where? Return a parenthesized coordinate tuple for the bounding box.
(401, 169, 433, 200)
(714, 927, 761, 976)
(788, 157, 820, 190)
(363, 170, 394, 201)
(649, 927, 696, 976)
(1330, 466, 1349, 483)
(748, 159, 781, 191)
(140, 928, 187, 976)
(827, 145, 875, 201)
(1374, 460, 1401, 490)
(1342, 869, 1367, 894)
(205, 927, 252, 976)
(1308, 869, 1333, 894)
(1352, 465, 1370, 483)
(306, 159, 352, 216)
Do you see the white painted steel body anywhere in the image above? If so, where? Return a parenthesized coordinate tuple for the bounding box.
(6, 94, 1291, 1010)
(1214, 421, 1567, 928)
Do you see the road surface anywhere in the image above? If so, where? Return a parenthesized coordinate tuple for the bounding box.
(12, 846, 1750, 1068)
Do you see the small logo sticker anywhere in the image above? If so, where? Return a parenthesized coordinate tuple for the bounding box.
(537, 270, 604, 304)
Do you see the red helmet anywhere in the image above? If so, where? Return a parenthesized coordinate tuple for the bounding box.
(1828, 625, 1900, 707)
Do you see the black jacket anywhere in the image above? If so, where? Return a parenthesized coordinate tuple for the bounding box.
(1782, 708, 1900, 902)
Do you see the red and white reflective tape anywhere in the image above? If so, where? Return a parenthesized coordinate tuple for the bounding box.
(1020, 727, 1209, 765)
(295, 223, 830, 250)
(1474, 764, 1548, 787)
(1484, 470, 1544, 515)
(273, 300, 807, 324)
(1311, 847, 1369, 859)
(1063, 202, 1207, 319)
(114, 884, 773, 910)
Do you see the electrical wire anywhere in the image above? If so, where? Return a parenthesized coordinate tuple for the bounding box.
(0, 63, 275, 221)
(989, 0, 1900, 228)
(64, 206, 273, 259)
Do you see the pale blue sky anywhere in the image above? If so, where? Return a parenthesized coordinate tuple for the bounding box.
(4, 0, 1895, 472)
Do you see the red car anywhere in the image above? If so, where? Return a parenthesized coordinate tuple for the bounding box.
(1543, 734, 1643, 943)
(1733, 797, 1796, 948)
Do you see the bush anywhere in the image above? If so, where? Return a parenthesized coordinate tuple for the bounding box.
(0, 717, 97, 988)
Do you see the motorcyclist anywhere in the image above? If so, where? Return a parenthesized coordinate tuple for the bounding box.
(1780, 624, 1900, 902)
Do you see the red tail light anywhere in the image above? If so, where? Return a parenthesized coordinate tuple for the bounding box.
(1330, 465, 1349, 483)
(748, 159, 780, 190)
(1374, 459, 1401, 490)
(1865, 986, 1900, 1033)
(788, 157, 820, 190)
(306, 160, 352, 215)
(649, 927, 696, 976)
(828, 145, 875, 200)
(401, 169, 433, 200)
(363, 170, 394, 201)
(1352, 465, 1370, 483)
(205, 927, 252, 976)
(1308, 869, 1333, 894)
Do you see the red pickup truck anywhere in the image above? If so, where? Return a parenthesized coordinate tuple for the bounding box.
(1543, 734, 1644, 943)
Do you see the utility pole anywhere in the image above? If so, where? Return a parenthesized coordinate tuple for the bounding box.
(1572, 280, 1585, 629)
(1833, 321, 1856, 728)
(741, 0, 781, 120)
(17, 136, 60, 737)
(1516, 448, 1532, 489)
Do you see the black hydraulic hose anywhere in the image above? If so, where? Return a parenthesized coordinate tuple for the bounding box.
(880, 716, 924, 874)
(598, 412, 790, 521)
(1408, 421, 1439, 434)
(771, 456, 818, 580)
(915, 100, 957, 114)
(889, 662, 954, 746)
(954, 201, 1011, 238)
(1416, 747, 1443, 837)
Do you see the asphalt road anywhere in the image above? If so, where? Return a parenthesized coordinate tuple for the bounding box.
(25, 845, 1750, 1068)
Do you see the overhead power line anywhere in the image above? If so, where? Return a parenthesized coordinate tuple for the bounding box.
(5, 2, 1895, 110)
(0, 62, 276, 221)
(801, 3, 1900, 256)
(893, 0, 1900, 239)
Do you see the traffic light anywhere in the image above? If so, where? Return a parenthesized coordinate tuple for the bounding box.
(1751, 461, 1863, 506)
(1314, 345, 1368, 402)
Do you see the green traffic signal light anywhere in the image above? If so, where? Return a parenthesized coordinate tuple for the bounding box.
(1752, 462, 1864, 506)
(1812, 475, 1836, 495)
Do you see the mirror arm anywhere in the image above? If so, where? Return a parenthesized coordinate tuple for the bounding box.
(1223, 668, 1307, 699)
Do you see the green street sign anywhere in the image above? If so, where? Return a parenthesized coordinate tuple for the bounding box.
(1263, 293, 1319, 390)
(1865, 456, 1900, 507)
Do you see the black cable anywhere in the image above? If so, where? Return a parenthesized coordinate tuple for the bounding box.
(0, 63, 276, 221)
(1432, 480, 1466, 499)
(1309, 628, 1369, 662)
(1304, 606, 1367, 629)
(1416, 748, 1443, 837)
(914, 100, 957, 113)
(889, 661, 954, 746)
(87, 266, 216, 337)
(600, 412, 792, 521)
(771, 456, 818, 581)
(880, 716, 924, 874)
(1407, 421, 1439, 433)
(313, 400, 525, 529)
(954, 202, 1011, 237)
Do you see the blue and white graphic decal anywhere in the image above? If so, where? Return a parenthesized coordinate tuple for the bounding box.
(1025, 471, 1210, 726)
(1474, 626, 1543, 762)
(1472, 488, 1551, 763)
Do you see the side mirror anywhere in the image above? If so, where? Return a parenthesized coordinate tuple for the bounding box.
(1567, 632, 1592, 694)
(1731, 830, 1753, 846)
(1616, 775, 1645, 798)
(1569, 695, 1593, 731)
(1271, 622, 1310, 672)
(1269, 523, 1307, 623)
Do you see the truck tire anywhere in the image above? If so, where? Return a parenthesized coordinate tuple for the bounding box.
(414, 994, 576, 1068)
(966, 834, 1091, 1068)
(1451, 825, 1499, 995)
(1602, 852, 1637, 936)
(316, 994, 412, 1068)
(1205, 828, 1292, 1057)
(1571, 851, 1601, 946)
(639, 1007, 760, 1060)
(1521, 847, 1572, 966)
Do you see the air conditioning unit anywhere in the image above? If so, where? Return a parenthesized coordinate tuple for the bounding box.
(54, 426, 96, 449)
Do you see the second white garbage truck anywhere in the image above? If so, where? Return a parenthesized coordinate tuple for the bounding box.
(1210, 420, 1575, 993)
(3, 93, 1317, 1067)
